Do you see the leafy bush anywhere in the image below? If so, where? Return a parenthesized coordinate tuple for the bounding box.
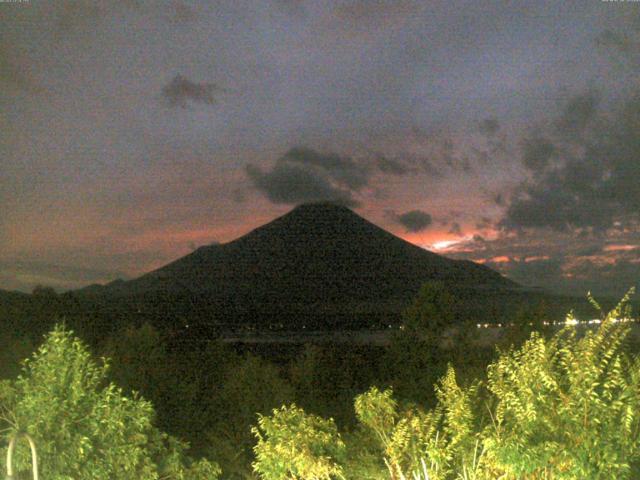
(0, 325, 219, 479)
(483, 289, 640, 478)
(352, 374, 484, 480)
(356, 292, 640, 480)
(252, 404, 346, 480)
(210, 354, 295, 479)
(385, 282, 459, 406)
(254, 289, 640, 479)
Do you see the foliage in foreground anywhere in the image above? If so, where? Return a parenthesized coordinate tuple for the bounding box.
(253, 404, 346, 480)
(0, 325, 220, 479)
(253, 289, 640, 479)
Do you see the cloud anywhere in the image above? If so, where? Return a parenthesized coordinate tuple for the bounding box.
(246, 162, 358, 207)
(521, 136, 556, 172)
(485, 256, 565, 289)
(444, 215, 640, 297)
(478, 118, 500, 136)
(282, 147, 370, 190)
(375, 155, 411, 175)
(393, 209, 432, 232)
(596, 24, 640, 59)
(502, 90, 640, 232)
(246, 147, 373, 206)
(504, 179, 612, 232)
(0, 259, 130, 292)
(556, 90, 599, 139)
(161, 74, 223, 108)
(448, 222, 463, 236)
(475, 217, 493, 230)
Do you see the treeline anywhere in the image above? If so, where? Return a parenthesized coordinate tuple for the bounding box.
(0, 285, 638, 478)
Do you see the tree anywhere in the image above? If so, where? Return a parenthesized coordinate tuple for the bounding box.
(0, 325, 219, 479)
(352, 379, 482, 480)
(259, 289, 640, 479)
(102, 323, 167, 397)
(102, 322, 238, 459)
(385, 282, 459, 405)
(483, 289, 640, 478)
(400, 282, 458, 345)
(361, 288, 640, 479)
(210, 354, 295, 479)
(252, 404, 346, 480)
(500, 301, 551, 349)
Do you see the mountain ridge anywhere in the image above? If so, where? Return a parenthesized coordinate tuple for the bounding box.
(78, 202, 518, 329)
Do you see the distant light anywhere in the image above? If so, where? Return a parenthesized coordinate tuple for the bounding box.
(474, 318, 636, 329)
(432, 240, 460, 250)
(604, 244, 637, 252)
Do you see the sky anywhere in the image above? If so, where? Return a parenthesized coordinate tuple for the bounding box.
(1, 0, 639, 297)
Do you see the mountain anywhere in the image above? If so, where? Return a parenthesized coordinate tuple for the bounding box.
(80, 203, 518, 330)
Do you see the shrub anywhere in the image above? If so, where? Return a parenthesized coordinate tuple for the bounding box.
(357, 288, 640, 479)
(0, 325, 219, 479)
(483, 288, 640, 478)
(252, 404, 346, 480)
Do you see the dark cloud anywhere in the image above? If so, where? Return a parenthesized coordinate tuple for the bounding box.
(478, 118, 500, 136)
(574, 245, 604, 257)
(570, 257, 640, 291)
(448, 222, 463, 236)
(246, 162, 358, 207)
(375, 155, 410, 175)
(368, 130, 487, 179)
(502, 90, 640, 232)
(485, 256, 565, 289)
(162, 74, 223, 108)
(393, 209, 432, 233)
(556, 91, 599, 139)
(522, 137, 556, 172)
(472, 234, 486, 243)
(420, 157, 442, 176)
(282, 147, 370, 190)
(246, 147, 372, 206)
(438, 138, 474, 173)
(596, 28, 639, 57)
(475, 216, 493, 230)
(504, 179, 611, 232)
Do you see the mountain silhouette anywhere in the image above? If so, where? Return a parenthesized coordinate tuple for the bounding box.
(82, 203, 517, 329)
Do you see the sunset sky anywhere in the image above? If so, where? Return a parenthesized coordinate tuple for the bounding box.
(1, 0, 639, 296)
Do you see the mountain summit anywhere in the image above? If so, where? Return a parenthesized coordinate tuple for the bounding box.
(87, 202, 517, 329)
